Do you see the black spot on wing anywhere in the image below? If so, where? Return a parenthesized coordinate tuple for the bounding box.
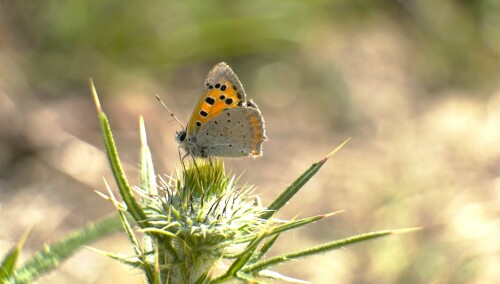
(205, 97, 215, 105)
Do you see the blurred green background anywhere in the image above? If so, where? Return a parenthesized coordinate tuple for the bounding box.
(1, 1, 500, 283)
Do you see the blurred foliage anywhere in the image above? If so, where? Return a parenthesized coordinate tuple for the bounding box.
(1, 0, 316, 94)
(1, 0, 500, 96)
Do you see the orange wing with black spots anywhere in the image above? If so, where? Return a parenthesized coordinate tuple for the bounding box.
(186, 62, 247, 136)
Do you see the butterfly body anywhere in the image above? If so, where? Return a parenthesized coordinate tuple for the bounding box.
(176, 62, 267, 158)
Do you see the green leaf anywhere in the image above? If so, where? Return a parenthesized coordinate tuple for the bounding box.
(261, 139, 349, 220)
(89, 79, 148, 225)
(138, 116, 158, 271)
(139, 116, 157, 197)
(9, 214, 122, 284)
(266, 211, 342, 238)
(245, 213, 343, 264)
(249, 233, 280, 263)
(0, 227, 32, 282)
(234, 211, 342, 246)
(234, 272, 265, 284)
(86, 246, 143, 268)
(101, 179, 157, 284)
(243, 228, 417, 273)
(212, 231, 269, 283)
(256, 270, 310, 283)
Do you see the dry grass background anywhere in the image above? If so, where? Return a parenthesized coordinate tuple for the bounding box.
(1, 1, 500, 283)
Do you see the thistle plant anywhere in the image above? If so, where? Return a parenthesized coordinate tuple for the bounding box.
(0, 80, 416, 284)
(137, 158, 270, 282)
(87, 80, 417, 283)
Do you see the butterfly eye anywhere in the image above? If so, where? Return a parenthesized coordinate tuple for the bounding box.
(177, 131, 187, 142)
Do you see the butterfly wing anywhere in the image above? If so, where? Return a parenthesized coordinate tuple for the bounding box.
(195, 103, 266, 157)
(186, 62, 247, 137)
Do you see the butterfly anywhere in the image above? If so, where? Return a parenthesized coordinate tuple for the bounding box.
(175, 62, 267, 158)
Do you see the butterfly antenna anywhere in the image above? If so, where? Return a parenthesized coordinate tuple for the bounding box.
(155, 95, 185, 130)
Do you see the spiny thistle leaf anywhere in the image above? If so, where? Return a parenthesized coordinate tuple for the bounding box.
(139, 116, 157, 197)
(8, 214, 122, 284)
(212, 230, 270, 283)
(138, 116, 157, 271)
(89, 78, 148, 224)
(242, 229, 415, 273)
(85, 246, 143, 268)
(251, 233, 280, 263)
(235, 211, 344, 246)
(0, 227, 32, 282)
(262, 139, 350, 220)
(234, 271, 264, 283)
(257, 270, 311, 283)
(101, 179, 157, 283)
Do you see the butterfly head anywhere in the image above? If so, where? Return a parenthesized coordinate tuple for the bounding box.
(175, 130, 187, 143)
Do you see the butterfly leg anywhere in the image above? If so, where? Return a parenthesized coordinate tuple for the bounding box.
(208, 156, 214, 167)
(189, 154, 202, 177)
(178, 147, 189, 173)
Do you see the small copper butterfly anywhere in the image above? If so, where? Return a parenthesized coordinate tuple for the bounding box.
(175, 62, 267, 158)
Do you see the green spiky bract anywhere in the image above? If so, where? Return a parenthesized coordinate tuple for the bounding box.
(138, 159, 268, 283)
